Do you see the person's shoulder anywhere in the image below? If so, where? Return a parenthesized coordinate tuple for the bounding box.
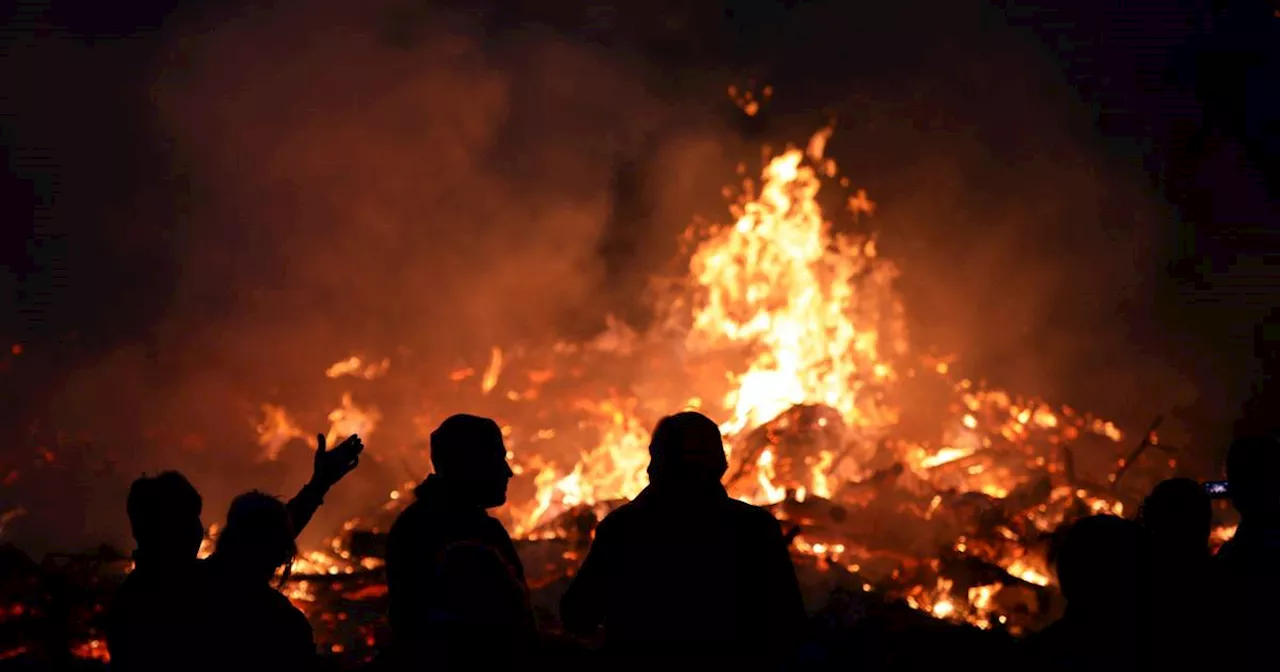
(476, 511, 516, 543)
(263, 587, 310, 624)
(725, 498, 781, 527)
(597, 501, 642, 531)
(259, 590, 314, 648)
(391, 498, 426, 527)
(388, 499, 430, 542)
(109, 572, 144, 619)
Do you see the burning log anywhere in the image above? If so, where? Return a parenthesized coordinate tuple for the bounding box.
(832, 463, 907, 507)
(936, 552, 1050, 604)
(727, 404, 868, 492)
(1110, 415, 1178, 493)
(999, 476, 1053, 517)
(772, 493, 959, 573)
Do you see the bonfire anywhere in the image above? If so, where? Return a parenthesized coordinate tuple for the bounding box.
(14, 115, 1212, 667)
(233, 120, 1180, 664)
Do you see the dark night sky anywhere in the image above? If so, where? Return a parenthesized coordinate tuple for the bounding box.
(0, 0, 1277, 552)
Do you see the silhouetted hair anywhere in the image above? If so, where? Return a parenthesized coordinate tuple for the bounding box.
(1051, 514, 1145, 605)
(647, 411, 728, 484)
(127, 471, 202, 548)
(1226, 435, 1280, 509)
(216, 491, 297, 587)
(430, 414, 502, 475)
(1142, 477, 1211, 539)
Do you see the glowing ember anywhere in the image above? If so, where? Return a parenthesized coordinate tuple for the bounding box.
(70, 639, 109, 663)
(325, 356, 391, 381)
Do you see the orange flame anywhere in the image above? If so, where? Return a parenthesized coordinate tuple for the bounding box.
(325, 356, 391, 380)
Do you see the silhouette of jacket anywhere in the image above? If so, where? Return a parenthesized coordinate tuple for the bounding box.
(1146, 545, 1211, 669)
(106, 483, 327, 672)
(561, 479, 806, 669)
(106, 560, 217, 672)
(385, 475, 535, 668)
(1139, 477, 1213, 669)
(204, 557, 317, 672)
(1021, 614, 1147, 672)
(1020, 515, 1147, 672)
(1213, 522, 1280, 667)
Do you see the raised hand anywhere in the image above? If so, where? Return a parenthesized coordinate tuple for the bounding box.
(311, 433, 364, 490)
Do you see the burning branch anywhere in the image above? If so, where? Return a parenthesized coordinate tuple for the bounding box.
(1109, 415, 1177, 492)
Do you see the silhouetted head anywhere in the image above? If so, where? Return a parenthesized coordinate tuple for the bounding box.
(1227, 435, 1280, 524)
(1051, 515, 1147, 618)
(214, 491, 297, 586)
(430, 414, 513, 509)
(646, 411, 728, 488)
(1141, 477, 1212, 554)
(126, 471, 204, 566)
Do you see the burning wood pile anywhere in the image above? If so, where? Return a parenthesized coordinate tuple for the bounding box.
(235, 123, 1177, 663)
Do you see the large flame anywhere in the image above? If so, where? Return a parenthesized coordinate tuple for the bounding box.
(686, 127, 902, 439)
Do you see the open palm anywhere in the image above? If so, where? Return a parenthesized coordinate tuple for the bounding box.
(313, 433, 364, 489)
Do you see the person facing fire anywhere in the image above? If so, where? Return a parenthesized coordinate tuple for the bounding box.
(1021, 514, 1149, 672)
(106, 433, 363, 672)
(1138, 477, 1212, 670)
(205, 491, 317, 671)
(559, 410, 806, 670)
(384, 413, 534, 670)
(106, 471, 212, 672)
(1214, 434, 1280, 668)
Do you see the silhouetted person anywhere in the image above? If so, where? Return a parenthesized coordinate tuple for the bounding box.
(1143, 477, 1213, 558)
(385, 414, 534, 670)
(206, 492, 317, 671)
(1138, 478, 1212, 669)
(1214, 434, 1280, 668)
(560, 411, 806, 670)
(105, 471, 215, 672)
(1022, 514, 1148, 672)
(106, 433, 362, 672)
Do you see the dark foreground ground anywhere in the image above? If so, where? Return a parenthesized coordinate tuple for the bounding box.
(0, 538, 1026, 671)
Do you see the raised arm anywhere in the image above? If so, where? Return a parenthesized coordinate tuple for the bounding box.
(285, 433, 363, 537)
(284, 482, 327, 539)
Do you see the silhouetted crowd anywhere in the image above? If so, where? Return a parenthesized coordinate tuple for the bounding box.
(103, 412, 1280, 671)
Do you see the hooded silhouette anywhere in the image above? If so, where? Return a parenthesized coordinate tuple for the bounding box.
(560, 411, 806, 670)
